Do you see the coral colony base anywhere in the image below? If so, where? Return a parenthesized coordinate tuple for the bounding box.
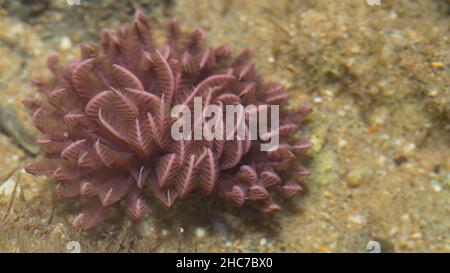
(23, 10, 312, 229)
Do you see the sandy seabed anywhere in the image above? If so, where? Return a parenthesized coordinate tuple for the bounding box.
(0, 0, 448, 252)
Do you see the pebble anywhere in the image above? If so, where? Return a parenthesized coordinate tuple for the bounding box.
(161, 229, 169, 236)
(431, 62, 444, 69)
(430, 180, 442, 192)
(259, 238, 267, 246)
(389, 226, 399, 236)
(60, 36, 72, 51)
(348, 214, 367, 225)
(337, 110, 346, 117)
(0, 173, 20, 197)
(389, 10, 398, 19)
(195, 227, 207, 239)
(338, 139, 347, 147)
(372, 109, 387, 125)
(323, 89, 335, 97)
(426, 86, 438, 97)
(411, 232, 423, 240)
(377, 155, 388, 165)
(401, 214, 411, 221)
(346, 168, 371, 188)
(403, 143, 416, 154)
(379, 133, 390, 140)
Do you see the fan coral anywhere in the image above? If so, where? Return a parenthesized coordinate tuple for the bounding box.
(23, 10, 312, 229)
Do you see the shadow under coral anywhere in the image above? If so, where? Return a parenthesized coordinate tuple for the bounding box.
(41, 175, 310, 250)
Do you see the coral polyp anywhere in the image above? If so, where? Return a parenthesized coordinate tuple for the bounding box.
(23, 10, 311, 229)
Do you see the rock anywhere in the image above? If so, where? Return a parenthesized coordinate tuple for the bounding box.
(348, 214, 367, 225)
(430, 180, 442, 192)
(346, 168, 372, 188)
(0, 103, 39, 155)
(195, 227, 207, 239)
(0, 171, 20, 197)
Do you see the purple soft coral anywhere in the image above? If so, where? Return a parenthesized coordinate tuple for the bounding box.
(23, 10, 312, 229)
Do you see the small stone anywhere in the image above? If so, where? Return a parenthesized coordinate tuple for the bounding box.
(372, 108, 388, 125)
(259, 238, 267, 246)
(403, 143, 416, 154)
(323, 89, 335, 97)
(60, 36, 72, 51)
(348, 214, 366, 225)
(431, 62, 444, 69)
(195, 227, 207, 239)
(349, 45, 360, 54)
(346, 168, 370, 188)
(389, 226, 399, 236)
(338, 139, 347, 147)
(405, 240, 416, 249)
(411, 232, 423, 240)
(313, 96, 323, 103)
(377, 155, 387, 165)
(0, 173, 20, 197)
(426, 87, 438, 97)
(389, 10, 398, 19)
(379, 133, 390, 140)
(49, 225, 65, 240)
(337, 110, 346, 117)
(161, 229, 169, 236)
(401, 214, 410, 221)
(430, 180, 442, 192)
(10, 24, 24, 37)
